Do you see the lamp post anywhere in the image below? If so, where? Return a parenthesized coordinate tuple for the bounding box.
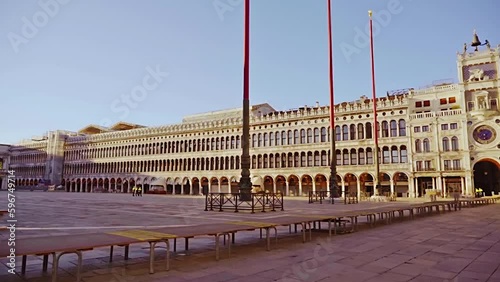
(327, 0, 339, 203)
(239, 0, 252, 201)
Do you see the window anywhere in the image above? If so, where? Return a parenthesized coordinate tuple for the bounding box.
(422, 125, 429, 132)
(415, 139, 422, 153)
(398, 119, 406, 136)
(301, 153, 306, 167)
(321, 153, 327, 166)
(416, 161, 422, 171)
(440, 98, 447, 105)
(269, 133, 273, 146)
(366, 123, 373, 139)
(350, 124, 356, 140)
(300, 129, 306, 144)
(391, 146, 399, 163)
(307, 129, 313, 143)
(423, 100, 431, 107)
(252, 134, 257, 148)
(342, 125, 349, 140)
(258, 133, 262, 147)
(275, 132, 280, 146)
(444, 160, 451, 170)
(320, 127, 327, 142)
(294, 130, 299, 144)
(416, 101, 423, 107)
(424, 160, 431, 170)
(414, 126, 421, 133)
(350, 149, 357, 165)
(288, 130, 293, 145)
(343, 149, 349, 165)
(453, 159, 461, 169)
(451, 137, 459, 151)
(390, 120, 398, 137)
(381, 121, 389, 137)
(400, 146, 408, 163)
(442, 137, 450, 151)
(450, 123, 458, 129)
(366, 148, 373, 164)
(314, 128, 320, 143)
(307, 153, 313, 166)
(357, 123, 364, 139)
(335, 126, 341, 141)
(263, 133, 268, 147)
(281, 131, 286, 145)
(441, 124, 448, 130)
(336, 150, 341, 165)
(314, 153, 320, 166)
(358, 149, 365, 165)
(423, 138, 430, 152)
(383, 147, 390, 163)
(448, 97, 456, 103)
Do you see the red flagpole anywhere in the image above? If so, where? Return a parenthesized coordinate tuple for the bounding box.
(327, 0, 339, 202)
(369, 10, 380, 195)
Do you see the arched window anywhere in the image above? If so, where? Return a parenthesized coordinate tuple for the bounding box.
(294, 130, 299, 144)
(335, 126, 341, 141)
(423, 138, 430, 152)
(451, 136, 459, 151)
(366, 148, 373, 164)
(275, 132, 280, 146)
(342, 125, 349, 140)
(281, 131, 286, 145)
(314, 128, 320, 143)
(300, 129, 306, 144)
(398, 119, 406, 136)
(350, 124, 356, 140)
(442, 137, 449, 151)
(383, 146, 390, 163)
(336, 149, 342, 165)
(300, 152, 306, 167)
(391, 146, 399, 163)
(320, 127, 327, 142)
(350, 149, 357, 165)
(252, 134, 257, 148)
(258, 133, 262, 147)
(390, 120, 398, 137)
(357, 123, 364, 139)
(415, 139, 422, 153)
(307, 128, 313, 143)
(263, 133, 268, 147)
(358, 148, 365, 165)
(288, 130, 293, 145)
(382, 121, 389, 137)
(366, 122, 373, 139)
(343, 149, 349, 165)
(400, 145, 408, 163)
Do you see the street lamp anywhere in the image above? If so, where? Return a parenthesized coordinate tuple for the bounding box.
(239, 0, 252, 201)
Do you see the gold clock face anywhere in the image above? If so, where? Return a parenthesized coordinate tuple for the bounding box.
(473, 125, 496, 144)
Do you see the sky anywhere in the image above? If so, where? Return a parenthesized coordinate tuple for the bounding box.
(1, 0, 499, 144)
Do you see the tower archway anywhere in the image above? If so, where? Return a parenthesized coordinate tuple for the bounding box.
(473, 159, 500, 196)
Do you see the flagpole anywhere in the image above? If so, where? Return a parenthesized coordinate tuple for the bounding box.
(239, 0, 252, 200)
(369, 10, 380, 196)
(327, 0, 339, 203)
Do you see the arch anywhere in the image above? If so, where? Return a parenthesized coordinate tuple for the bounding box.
(275, 175, 286, 195)
(263, 175, 274, 193)
(379, 172, 391, 195)
(288, 175, 300, 196)
(314, 174, 327, 192)
(473, 159, 500, 196)
(200, 177, 209, 195)
(210, 177, 219, 193)
(166, 177, 174, 194)
(191, 177, 200, 195)
(393, 172, 409, 197)
(301, 174, 313, 196)
(220, 177, 229, 194)
(343, 173, 358, 196)
(359, 172, 374, 197)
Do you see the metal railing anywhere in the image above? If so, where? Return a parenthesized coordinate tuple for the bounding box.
(204, 192, 284, 213)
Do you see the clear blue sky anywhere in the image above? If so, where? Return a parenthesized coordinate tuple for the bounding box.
(1, 0, 498, 144)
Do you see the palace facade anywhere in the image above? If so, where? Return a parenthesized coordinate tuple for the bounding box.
(2, 38, 499, 198)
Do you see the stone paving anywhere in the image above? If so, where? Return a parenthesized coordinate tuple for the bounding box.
(0, 192, 499, 281)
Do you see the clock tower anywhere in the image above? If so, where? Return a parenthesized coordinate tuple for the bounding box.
(458, 31, 500, 196)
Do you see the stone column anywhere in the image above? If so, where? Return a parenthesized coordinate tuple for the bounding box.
(285, 181, 289, 196)
(356, 180, 361, 201)
(390, 180, 394, 196)
(298, 181, 302, 196)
